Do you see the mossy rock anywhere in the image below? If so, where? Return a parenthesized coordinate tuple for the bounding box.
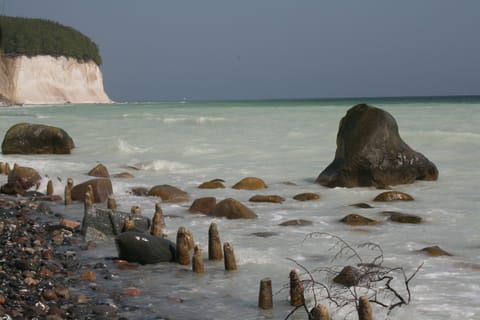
(232, 177, 267, 190)
(2, 123, 75, 154)
(293, 192, 320, 201)
(340, 214, 379, 226)
(374, 191, 414, 202)
(249, 194, 285, 203)
(383, 211, 422, 224)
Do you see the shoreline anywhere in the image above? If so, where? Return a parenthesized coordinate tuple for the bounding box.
(0, 195, 139, 319)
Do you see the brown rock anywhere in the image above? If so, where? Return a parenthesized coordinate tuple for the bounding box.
(88, 164, 110, 178)
(198, 180, 225, 189)
(7, 164, 41, 190)
(419, 245, 452, 257)
(316, 104, 438, 187)
(71, 178, 113, 203)
(374, 191, 414, 202)
(81, 271, 96, 281)
(114, 172, 135, 178)
(209, 198, 257, 219)
(249, 194, 285, 203)
(148, 184, 189, 203)
(1, 123, 75, 154)
(232, 177, 267, 190)
(293, 192, 320, 201)
(130, 187, 149, 196)
(383, 211, 422, 224)
(333, 266, 360, 287)
(351, 203, 373, 209)
(279, 219, 313, 226)
(340, 214, 379, 226)
(189, 197, 216, 214)
(42, 289, 58, 301)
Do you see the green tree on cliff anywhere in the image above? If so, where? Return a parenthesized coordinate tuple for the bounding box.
(0, 16, 102, 65)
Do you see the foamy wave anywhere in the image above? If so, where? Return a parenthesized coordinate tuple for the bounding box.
(143, 160, 191, 173)
(116, 139, 149, 153)
(182, 146, 217, 156)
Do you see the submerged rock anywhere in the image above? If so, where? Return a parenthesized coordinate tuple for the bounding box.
(419, 245, 452, 257)
(115, 231, 176, 265)
(198, 180, 225, 189)
(293, 192, 320, 201)
(189, 197, 216, 214)
(383, 211, 423, 224)
(2, 123, 75, 154)
(279, 219, 313, 226)
(232, 177, 267, 190)
(374, 191, 414, 202)
(340, 214, 379, 226)
(249, 194, 285, 203)
(148, 184, 189, 203)
(209, 198, 257, 219)
(316, 104, 438, 188)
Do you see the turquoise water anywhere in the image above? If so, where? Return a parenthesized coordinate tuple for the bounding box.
(0, 97, 479, 319)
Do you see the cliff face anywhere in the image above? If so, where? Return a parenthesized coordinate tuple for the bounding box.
(0, 55, 111, 105)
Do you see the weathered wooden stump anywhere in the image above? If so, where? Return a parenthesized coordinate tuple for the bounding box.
(311, 304, 330, 320)
(290, 269, 304, 307)
(64, 177, 74, 205)
(131, 205, 141, 215)
(107, 196, 117, 210)
(192, 245, 204, 273)
(150, 202, 165, 237)
(223, 242, 237, 271)
(358, 296, 372, 320)
(46, 180, 54, 196)
(208, 222, 223, 260)
(176, 227, 191, 265)
(258, 278, 273, 310)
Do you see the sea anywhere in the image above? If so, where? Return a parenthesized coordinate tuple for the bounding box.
(0, 96, 479, 319)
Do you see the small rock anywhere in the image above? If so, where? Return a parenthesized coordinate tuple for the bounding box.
(419, 246, 452, 257)
(81, 271, 96, 281)
(198, 180, 225, 189)
(88, 164, 110, 178)
(42, 289, 58, 301)
(114, 172, 135, 178)
(333, 266, 360, 287)
(340, 214, 379, 226)
(279, 219, 313, 226)
(374, 191, 414, 202)
(124, 287, 141, 296)
(383, 211, 422, 224)
(350, 203, 373, 209)
(249, 195, 285, 203)
(250, 231, 279, 238)
(293, 193, 320, 201)
(232, 177, 267, 190)
(130, 187, 149, 196)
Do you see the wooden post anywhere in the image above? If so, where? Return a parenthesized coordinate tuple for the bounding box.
(358, 296, 372, 320)
(192, 245, 204, 273)
(208, 222, 223, 260)
(176, 227, 191, 265)
(46, 180, 54, 196)
(81, 192, 93, 235)
(258, 278, 273, 310)
(186, 229, 195, 251)
(131, 205, 141, 215)
(290, 269, 304, 307)
(107, 196, 117, 210)
(123, 216, 135, 232)
(87, 184, 94, 203)
(223, 242, 237, 271)
(64, 178, 74, 205)
(150, 202, 165, 237)
(311, 304, 330, 320)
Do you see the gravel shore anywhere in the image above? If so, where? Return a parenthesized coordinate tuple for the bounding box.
(0, 195, 137, 320)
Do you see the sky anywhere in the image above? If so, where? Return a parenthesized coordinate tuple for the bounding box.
(4, 1, 480, 102)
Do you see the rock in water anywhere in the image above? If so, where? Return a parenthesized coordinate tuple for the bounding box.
(1, 123, 75, 154)
(316, 104, 438, 187)
(115, 231, 176, 265)
(71, 178, 113, 203)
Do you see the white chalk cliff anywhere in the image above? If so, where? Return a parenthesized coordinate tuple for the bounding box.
(0, 55, 111, 105)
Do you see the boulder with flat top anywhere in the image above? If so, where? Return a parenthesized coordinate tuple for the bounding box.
(71, 178, 113, 203)
(316, 104, 438, 188)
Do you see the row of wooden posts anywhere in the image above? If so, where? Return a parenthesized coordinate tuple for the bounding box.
(65, 177, 371, 319)
(259, 270, 373, 319)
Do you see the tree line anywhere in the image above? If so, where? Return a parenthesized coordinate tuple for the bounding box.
(0, 15, 102, 65)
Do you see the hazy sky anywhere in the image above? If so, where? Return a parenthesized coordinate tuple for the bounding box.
(4, 1, 480, 101)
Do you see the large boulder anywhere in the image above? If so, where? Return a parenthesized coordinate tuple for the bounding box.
(71, 178, 113, 203)
(209, 198, 257, 219)
(115, 231, 176, 265)
(2, 123, 75, 154)
(148, 185, 189, 203)
(88, 163, 110, 178)
(316, 104, 438, 188)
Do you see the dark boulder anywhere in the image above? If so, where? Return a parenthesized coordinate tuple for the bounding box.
(316, 104, 438, 188)
(2, 123, 75, 154)
(115, 231, 176, 265)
